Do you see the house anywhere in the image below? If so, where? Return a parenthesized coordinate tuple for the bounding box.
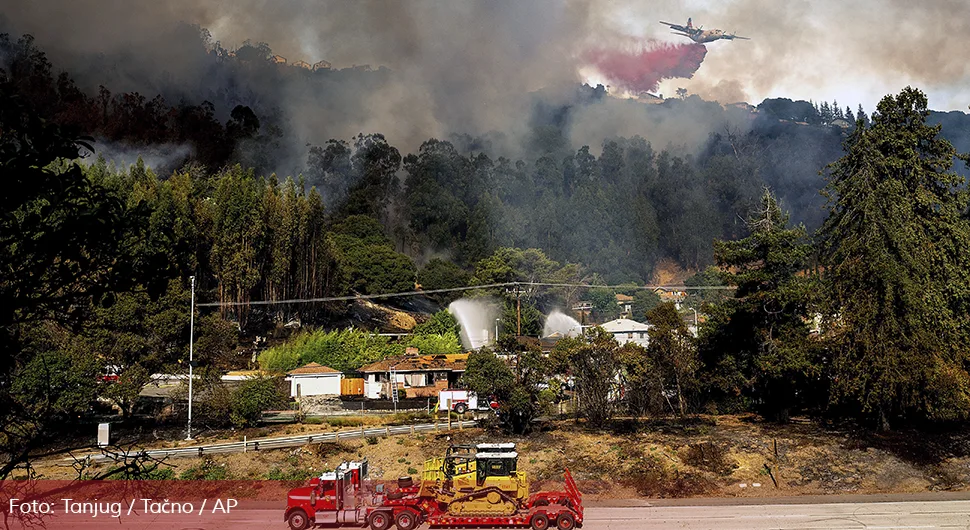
(359, 352, 467, 399)
(292, 60, 311, 70)
(285, 362, 343, 398)
(600, 318, 652, 348)
(312, 60, 332, 71)
(653, 287, 687, 309)
(271, 55, 287, 65)
(615, 293, 634, 318)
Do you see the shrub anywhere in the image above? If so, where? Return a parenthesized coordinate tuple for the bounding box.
(266, 467, 315, 481)
(143, 467, 176, 480)
(229, 377, 288, 428)
(179, 459, 229, 480)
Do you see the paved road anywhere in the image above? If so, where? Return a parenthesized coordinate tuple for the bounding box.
(15, 500, 970, 529)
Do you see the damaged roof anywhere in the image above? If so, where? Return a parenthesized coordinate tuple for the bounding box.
(359, 353, 468, 373)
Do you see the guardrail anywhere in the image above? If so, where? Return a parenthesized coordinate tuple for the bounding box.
(73, 420, 479, 462)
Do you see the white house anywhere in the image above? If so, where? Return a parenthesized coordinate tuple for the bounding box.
(600, 318, 652, 347)
(286, 362, 343, 398)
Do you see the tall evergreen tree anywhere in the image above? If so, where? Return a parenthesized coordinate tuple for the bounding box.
(819, 87, 970, 429)
(701, 188, 817, 422)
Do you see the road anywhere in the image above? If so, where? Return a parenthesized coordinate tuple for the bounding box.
(14, 499, 970, 529)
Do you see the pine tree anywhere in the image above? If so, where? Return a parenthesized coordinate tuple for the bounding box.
(857, 104, 870, 127)
(820, 101, 833, 123)
(702, 188, 817, 422)
(820, 87, 970, 429)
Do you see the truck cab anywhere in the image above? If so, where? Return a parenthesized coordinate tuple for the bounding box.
(285, 460, 378, 530)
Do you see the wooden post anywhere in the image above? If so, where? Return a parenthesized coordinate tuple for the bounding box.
(459, 412, 463, 430)
(335, 431, 339, 441)
(410, 424, 414, 436)
(243, 436, 247, 453)
(386, 425, 390, 436)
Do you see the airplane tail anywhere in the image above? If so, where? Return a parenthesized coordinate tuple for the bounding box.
(687, 17, 692, 29)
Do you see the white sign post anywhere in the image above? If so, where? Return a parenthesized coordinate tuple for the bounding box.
(97, 423, 110, 447)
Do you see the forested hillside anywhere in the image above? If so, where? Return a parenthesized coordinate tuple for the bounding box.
(11, 30, 965, 288)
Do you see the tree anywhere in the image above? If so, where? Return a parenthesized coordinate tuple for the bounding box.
(645, 303, 699, 415)
(552, 327, 625, 427)
(587, 287, 620, 323)
(330, 231, 416, 295)
(229, 376, 288, 428)
(701, 188, 817, 422)
(413, 310, 461, 336)
(857, 104, 870, 128)
(631, 290, 662, 321)
(417, 258, 471, 303)
(819, 86, 970, 429)
(0, 82, 169, 479)
(460, 348, 544, 434)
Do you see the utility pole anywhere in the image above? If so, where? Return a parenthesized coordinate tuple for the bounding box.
(186, 276, 195, 441)
(505, 284, 527, 336)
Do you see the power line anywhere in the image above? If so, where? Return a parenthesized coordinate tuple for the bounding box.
(196, 281, 735, 308)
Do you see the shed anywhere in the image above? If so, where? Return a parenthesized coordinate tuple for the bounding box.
(286, 362, 342, 398)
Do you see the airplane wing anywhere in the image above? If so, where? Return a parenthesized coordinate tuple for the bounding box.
(659, 21, 689, 33)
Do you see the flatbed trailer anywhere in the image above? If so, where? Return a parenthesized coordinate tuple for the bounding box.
(285, 458, 583, 530)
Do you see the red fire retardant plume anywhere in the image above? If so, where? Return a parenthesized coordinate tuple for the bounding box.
(585, 41, 707, 93)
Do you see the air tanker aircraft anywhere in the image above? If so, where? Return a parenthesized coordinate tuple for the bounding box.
(659, 18, 750, 43)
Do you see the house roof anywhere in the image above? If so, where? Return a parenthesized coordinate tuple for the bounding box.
(359, 354, 468, 373)
(600, 318, 652, 332)
(615, 293, 634, 303)
(287, 362, 341, 376)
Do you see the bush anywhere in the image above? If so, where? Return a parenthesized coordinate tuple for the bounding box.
(229, 377, 288, 428)
(258, 329, 404, 373)
(179, 459, 228, 480)
(142, 467, 176, 480)
(365, 436, 379, 445)
(266, 467, 315, 481)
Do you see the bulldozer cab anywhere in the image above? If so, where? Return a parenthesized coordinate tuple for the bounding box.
(475, 451, 517, 484)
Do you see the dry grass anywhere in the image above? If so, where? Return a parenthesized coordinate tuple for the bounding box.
(28, 415, 970, 501)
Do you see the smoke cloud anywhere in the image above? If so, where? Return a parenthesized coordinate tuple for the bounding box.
(3, 0, 968, 167)
(585, 41, 707, 94)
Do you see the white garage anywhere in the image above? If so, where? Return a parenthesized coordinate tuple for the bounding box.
(286, 362, 343, 397)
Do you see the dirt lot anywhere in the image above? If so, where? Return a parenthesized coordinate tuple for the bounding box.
(27, 415, 970, 500)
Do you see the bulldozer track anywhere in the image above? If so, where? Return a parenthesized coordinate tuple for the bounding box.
(446, 486, 521, 515)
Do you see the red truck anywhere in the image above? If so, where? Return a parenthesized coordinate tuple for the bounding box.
(285, 450, 583, 530)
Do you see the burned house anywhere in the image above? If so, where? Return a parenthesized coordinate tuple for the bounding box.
(358, 349, 467, 399)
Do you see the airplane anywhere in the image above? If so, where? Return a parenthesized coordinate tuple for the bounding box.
(659, 17, 750, 43)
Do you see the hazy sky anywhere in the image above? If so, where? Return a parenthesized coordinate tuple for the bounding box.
(600, 0, 970, 111)
(7, 0, 969, 113)
(198, 0, 969, 112)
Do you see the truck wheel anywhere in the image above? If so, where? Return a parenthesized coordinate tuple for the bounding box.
(287, 509, 310, 530)
(531, 513, 550, 530)
(369, 511, 392, 530)
(395, 510, 418, 530)
(454, 403, 468, 414)
(556, 512, 576, 530)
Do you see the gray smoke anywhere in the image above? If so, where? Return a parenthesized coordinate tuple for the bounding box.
(4, 0, 968, 164)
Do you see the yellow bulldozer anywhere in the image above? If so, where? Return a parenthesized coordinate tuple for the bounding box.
(419, 443, 530, 515)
